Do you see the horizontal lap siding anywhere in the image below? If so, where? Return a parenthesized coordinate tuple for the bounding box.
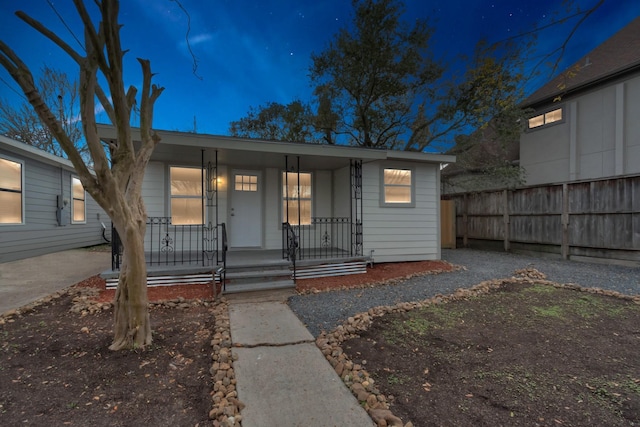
(142, 162, 165, 217)
(362, 162, 439, 262)
(0, 152, 108, 263)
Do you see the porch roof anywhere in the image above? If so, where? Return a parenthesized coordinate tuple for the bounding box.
(96, 125, 455, 169)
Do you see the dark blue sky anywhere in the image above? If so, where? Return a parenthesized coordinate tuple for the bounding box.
(0, 0, 638, 140)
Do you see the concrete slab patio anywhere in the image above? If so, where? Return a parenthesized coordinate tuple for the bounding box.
(0, 249, 110, 315)
(229, 301, 374, 427)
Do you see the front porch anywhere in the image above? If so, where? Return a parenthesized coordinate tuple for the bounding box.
(104, 215, 370, 293)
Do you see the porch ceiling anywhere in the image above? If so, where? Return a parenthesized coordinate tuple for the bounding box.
(96, 124, 455, 170)
(149, 140, 358, 170)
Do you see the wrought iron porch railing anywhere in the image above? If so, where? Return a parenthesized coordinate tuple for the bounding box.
(219, 222, 228, 291)
(282, 217, 355, 262)
(282, 222, 298, 281)
(111, 217, 224, 271)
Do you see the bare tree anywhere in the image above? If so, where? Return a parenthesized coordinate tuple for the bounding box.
(0, 66, 85, 158)
(0, 0, 163, 350)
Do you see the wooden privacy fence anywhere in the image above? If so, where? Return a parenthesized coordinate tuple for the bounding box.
(445, 175, 640, 264)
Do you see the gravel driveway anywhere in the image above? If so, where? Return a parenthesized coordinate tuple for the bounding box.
(288, 248, 640, 337)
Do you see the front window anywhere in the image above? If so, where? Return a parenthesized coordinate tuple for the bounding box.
(528, 107, 563, 129)
(382, 168, 413, 205)
(71, 177, 86, 223)
(170, 166, 203, 225)
(282, 172, 311, 226)
(0, 157, 23, 224)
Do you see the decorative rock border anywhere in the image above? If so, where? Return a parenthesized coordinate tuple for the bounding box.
(315, 268, 640, 427)
(208, 298, 244, 427)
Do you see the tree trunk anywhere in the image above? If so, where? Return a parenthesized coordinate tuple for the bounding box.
(109, 219, 151, 351)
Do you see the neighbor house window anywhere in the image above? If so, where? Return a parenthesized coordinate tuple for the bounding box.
(0, 156, 24, 224)
(382, 168, 413, 206)
(170, 166, 203, 225)
(528, 107, 563, 129)
(71, 176, 86, 223)
(282, 172, 311, 226)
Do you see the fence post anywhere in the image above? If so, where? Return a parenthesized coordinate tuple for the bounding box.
(503, 189, 510, 252)
(561, 183, 570, 259)
(462, 193, 468, 248)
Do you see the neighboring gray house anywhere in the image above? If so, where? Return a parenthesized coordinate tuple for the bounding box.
(0, 135, 109, 263)
(98, 125, 454, 289)
(520, 16, 640, 186)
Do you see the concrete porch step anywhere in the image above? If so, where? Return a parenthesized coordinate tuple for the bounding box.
(224, 268, 292, 281)
(223, 279, 295, 294)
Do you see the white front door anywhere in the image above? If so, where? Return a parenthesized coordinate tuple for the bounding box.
(229, 170, 262, 247)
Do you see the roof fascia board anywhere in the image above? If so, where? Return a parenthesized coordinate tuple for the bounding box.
(0, 134, 76, 171)
(524, 62, 640, 108)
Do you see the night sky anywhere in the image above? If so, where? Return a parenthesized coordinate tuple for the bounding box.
(0, 0, 638, 143)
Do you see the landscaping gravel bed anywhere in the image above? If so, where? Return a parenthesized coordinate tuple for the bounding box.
(288, 248, 640, 337)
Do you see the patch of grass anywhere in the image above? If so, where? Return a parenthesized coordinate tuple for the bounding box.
(522, 285, 560, 294)
(566, 294, 637, 319)
(532, 305, 564, 318)
(382, 304, 467, 345)
(387, 373, 411, 385)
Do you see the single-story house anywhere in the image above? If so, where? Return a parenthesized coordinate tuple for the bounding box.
(97, 125, 455, 290)
(0, 134, 110, 263)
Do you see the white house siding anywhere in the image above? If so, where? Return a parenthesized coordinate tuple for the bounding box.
(576, 86, 617, 180)
(0, 147, 108, 263)
(141, 161, 165, 217)
(520, 109, 571, 185)
(264, 167, 281, 250)
(216, 164, 229, 229)
(332, 166, 350, 218)
(624, 77, 640, 174)
(361, 161, 440, 263)
(521, 74, 640, 186)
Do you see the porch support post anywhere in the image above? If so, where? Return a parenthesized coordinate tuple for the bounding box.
(201, 149, 205, 226)
(297, 156, 301, 232)
(201, 149, 205, 266)
(285, 155, 289, 224)
(350, 159, 363, 256)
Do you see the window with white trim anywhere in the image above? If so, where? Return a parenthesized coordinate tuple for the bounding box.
(235, 174, 258, 192)
(71, 176, 86, 223)
(528, 107, 563, 129)
(0, 156, 24, 224)
(282, 172, 312, 226)
(170, 166, 203, 225)
(382, 168, 413, 206)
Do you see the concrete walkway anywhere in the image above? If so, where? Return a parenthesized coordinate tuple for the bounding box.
(0, 249, 110, 315)
(228, 296, 374, 427)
